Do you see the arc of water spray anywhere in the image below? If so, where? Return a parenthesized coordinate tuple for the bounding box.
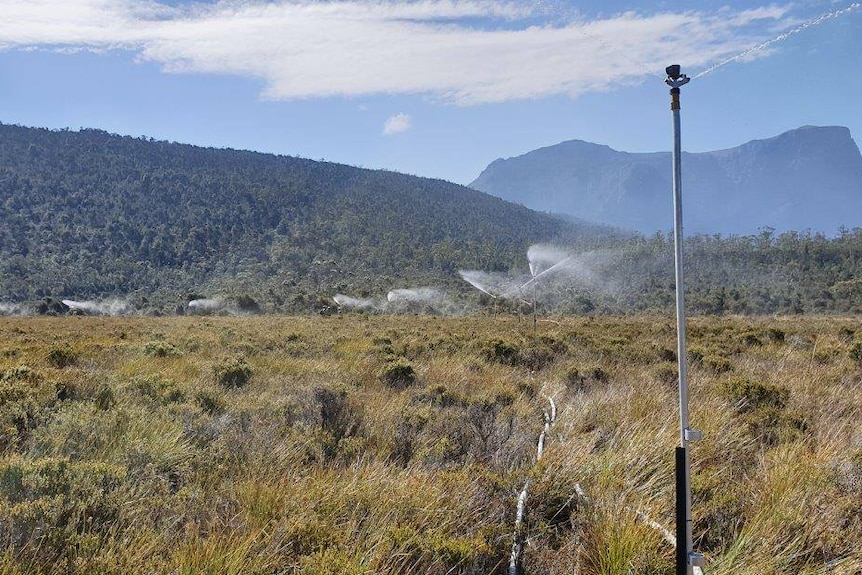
(461, 276, 498, 299)
(515, 256, 573, 293)
(693, 2, 861, 79)
(575, 18, 665, 80)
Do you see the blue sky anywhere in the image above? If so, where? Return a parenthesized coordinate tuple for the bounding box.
(0, 0, 859, 185)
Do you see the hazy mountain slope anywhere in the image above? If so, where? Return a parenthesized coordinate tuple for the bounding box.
(0, 124, 615, 307)
(470, 126, 862, 234)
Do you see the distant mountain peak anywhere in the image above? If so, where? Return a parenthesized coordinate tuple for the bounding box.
(470, 126, 862, 235)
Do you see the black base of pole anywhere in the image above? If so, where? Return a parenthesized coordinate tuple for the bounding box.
(675, 446, 687, 575)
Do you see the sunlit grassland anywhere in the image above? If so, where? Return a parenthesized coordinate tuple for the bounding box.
(0, 314, 860, 574)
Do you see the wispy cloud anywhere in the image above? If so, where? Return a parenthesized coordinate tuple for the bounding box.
(0, 1, 799, 104)
(383, 112, 412, 135)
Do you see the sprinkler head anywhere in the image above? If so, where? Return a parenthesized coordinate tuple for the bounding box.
(665, 64, 690, 88)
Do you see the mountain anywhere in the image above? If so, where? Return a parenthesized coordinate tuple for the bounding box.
(0, 124, 623, 312)
(469, 126, 862, 235)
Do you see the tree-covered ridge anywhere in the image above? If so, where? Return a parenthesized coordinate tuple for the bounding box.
(0, 124, 596, 308)
(3, 123, 862, 316)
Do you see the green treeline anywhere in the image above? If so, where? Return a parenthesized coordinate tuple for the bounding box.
(0, 125, 579, 310)
(1, 124, 861, 315)
(604, 229, 862, 315)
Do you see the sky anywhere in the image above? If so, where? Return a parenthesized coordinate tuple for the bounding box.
(0, 0, 860, 185)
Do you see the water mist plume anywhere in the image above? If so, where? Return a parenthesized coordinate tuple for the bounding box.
(518, 256, 574, 292)
(333, 287, 456, 314)
(518, 249, 624, 295)
(188, 298, 223, 312)
(0, 303, 27, 316)
(459, 270, 525, 299)
(62, 299, 131, 316)
(694, 2, 861, 79)
(463, 244, 633, 311)
(386, 287, 445, 303)
(527, 244, 570, 278)
(333, 294, 380, 310)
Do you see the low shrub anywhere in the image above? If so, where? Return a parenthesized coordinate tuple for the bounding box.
(720, 377, 806, 445)
(213, 358, 253, 389)
(738, 331, 763, 347)
(378, 358, 416, 389)
(0, 457, 126, 560)
(565, 366, 609, 393)
(143, 341, 181, 358)
(372, 336, 394, 356)
(656, 347, 677, 362)
(516, 380, 537, 398)
(0, 366, 48, 451)
(482, 338, 559, 371)
(95, 384, 116, 411)
(766, 328, 786, 344)
(54, 380, 76, 401)
(483, 339, 520, 366)
(385, 526, 496, 573)
(195, 390, 226, 415)
(1, 365, 40, 383)
(688, 346, 706, 364)
(651, 362, 678, 386)
(47, 347, 77, 368)
(312, 386, 363, 459)
(389, 407, 431, 465)
(814, 345, 842, 364)
(518, 343, 558, 371)
(413, 384, 463, 408)
(703, 355, 733, 374)
(131, 375, 185, 404)
(721, 377, 789, 413)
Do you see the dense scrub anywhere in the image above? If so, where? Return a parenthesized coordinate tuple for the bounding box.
(0, 315, 860, 574)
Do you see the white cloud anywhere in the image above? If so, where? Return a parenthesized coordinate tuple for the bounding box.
(0, 1, 808, 104)
(383, 112, 412, 135)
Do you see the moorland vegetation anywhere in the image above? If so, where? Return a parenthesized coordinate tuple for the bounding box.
(0, 314, 860, 574)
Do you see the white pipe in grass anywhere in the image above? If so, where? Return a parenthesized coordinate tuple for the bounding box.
(509, 396, 557, 575)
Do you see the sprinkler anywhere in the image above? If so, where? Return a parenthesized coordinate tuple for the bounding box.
(665, 64, 705, 575)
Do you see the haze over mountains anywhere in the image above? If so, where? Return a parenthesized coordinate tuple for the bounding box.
(470, 126, 862, 235)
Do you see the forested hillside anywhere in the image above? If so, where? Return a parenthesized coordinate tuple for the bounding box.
(0, 124, 604, 311)
(3, 124, 862, 316)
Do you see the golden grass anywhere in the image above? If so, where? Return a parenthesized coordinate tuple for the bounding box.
(0, 314, 860, 573)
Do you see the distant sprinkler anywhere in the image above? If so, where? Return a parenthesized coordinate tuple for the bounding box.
(665, 64, 704, 575)
(459, 271, 503, 317)
(518, 256, 571, 292)
(518, 256, 571, 326)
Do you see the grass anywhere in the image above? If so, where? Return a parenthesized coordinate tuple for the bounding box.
(0, 314, 860, 573)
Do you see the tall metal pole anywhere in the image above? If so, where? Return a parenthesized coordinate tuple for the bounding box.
(533, 283, 538, 331)
(665, 64, 704, 575)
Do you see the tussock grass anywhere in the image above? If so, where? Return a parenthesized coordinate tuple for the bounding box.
(0, 315, 860, 573)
